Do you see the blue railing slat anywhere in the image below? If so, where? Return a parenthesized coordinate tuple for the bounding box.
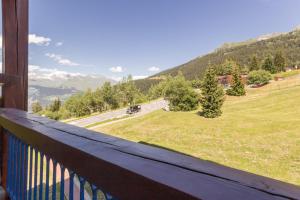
(39, 153, 44, 200)
(33, 149, 38, 200)
(18, 138, 22, 200)
(79, 177, 85, 200)
(28, 146, 33, 200)
(16, 138, 19, 200)
(19, 142, 25, 200)
(11, 136, 15, 199)
(69, 171, 75, 200)
(24, 144, 29, 200)
(52, 160, 57, 200)
(60, 165, 65, 200)
(91, 184, 98, 200)
(14, 137, 20, 200)
(45, 156, 50, 200)
(6, 133, 12, 195)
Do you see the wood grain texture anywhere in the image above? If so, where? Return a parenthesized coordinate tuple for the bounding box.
(1, 0, 28, 193)
(0, 108, 299, 200)
(2, 0, 28, 110)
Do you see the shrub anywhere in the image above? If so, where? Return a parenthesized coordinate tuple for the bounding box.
(164, 73, 199, 111)
(43, 108, 71, 120)
(64, 93, 91, 117)
(247, 70, 272, 85)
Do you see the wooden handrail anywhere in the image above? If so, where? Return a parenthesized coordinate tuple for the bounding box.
(0, 108, 299, 200)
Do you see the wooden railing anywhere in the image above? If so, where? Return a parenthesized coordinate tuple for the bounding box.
(1, 0, 299, 199)
(0, 108, 300, 200)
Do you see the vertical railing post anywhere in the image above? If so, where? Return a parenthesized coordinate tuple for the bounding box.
(1, 0, 29, 195)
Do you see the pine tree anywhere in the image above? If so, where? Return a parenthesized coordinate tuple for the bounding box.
(223, 59, 234, 75)
(200, 66, 225, 118)
(250, 55, 259, 71)
(274, 51, 285, 72)
(49, 98, 61, 112)
(262, 55, 276, 74)
(226, 67, 246, 96)
(32, 101, 43, 113)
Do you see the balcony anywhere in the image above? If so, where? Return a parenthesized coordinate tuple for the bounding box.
(0, 0, 300, 199)
(0, 108, 300, 200)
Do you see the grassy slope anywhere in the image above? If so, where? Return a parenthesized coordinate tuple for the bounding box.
(96, 76, 300, 186)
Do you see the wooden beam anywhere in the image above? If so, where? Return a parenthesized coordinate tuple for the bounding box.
(2, 0, 28, 110)
(1, 0, 28, 192)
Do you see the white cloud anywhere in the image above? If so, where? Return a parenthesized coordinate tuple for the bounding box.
(0, 34, 51, 48)
(29, 34, 51, 46)
(109, 76, 123, 81)
(45, 53, 79, 66)
(29, 65, 85, 80)
(109, 75, 147, 81)
(109, 66, 124, 73)
(148, 66, 160, 72)
(133, 75, 148, 80)
(55, 42, 63, 47)
(29, 65, 40, 71)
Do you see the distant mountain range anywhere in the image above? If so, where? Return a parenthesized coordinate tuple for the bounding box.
(135, 26, 300, 92)
(29, 70, 115, 108)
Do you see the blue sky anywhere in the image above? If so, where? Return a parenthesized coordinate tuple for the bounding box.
(11, 0, 300, 80)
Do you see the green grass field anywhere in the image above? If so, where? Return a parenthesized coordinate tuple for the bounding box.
(95, 75, 300, 186)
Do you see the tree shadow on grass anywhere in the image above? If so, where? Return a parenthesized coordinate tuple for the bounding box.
(138, 141, 199, 158)
(138, 141, 228, 168)
(196, 110, 205, 117)
(195, 110, 222, 119)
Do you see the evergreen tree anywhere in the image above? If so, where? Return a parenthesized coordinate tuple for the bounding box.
(262, 55, 276, 74)
(274, 52, 285, 72)
(250, 55, 259, 71)
(223, 59, 234, 75)
(48, 98, 61, 112)
(31, 101, 43, 113)
(226, 67, 246, 96)
(200, 66, 225, 118)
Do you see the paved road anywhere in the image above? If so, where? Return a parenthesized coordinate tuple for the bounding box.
(68, 99, 168, 127)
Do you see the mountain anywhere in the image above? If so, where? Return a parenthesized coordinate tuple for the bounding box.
(136, 26, 300, 92)
(30, 74, 114, 91)
(29, 66, 115, 107)
(29, 85, 80, 107)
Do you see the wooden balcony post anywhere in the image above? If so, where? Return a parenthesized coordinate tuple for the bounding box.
(1, 0, 28, 190)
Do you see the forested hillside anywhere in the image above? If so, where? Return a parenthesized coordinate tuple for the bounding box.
(136, 29, 300, 92)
